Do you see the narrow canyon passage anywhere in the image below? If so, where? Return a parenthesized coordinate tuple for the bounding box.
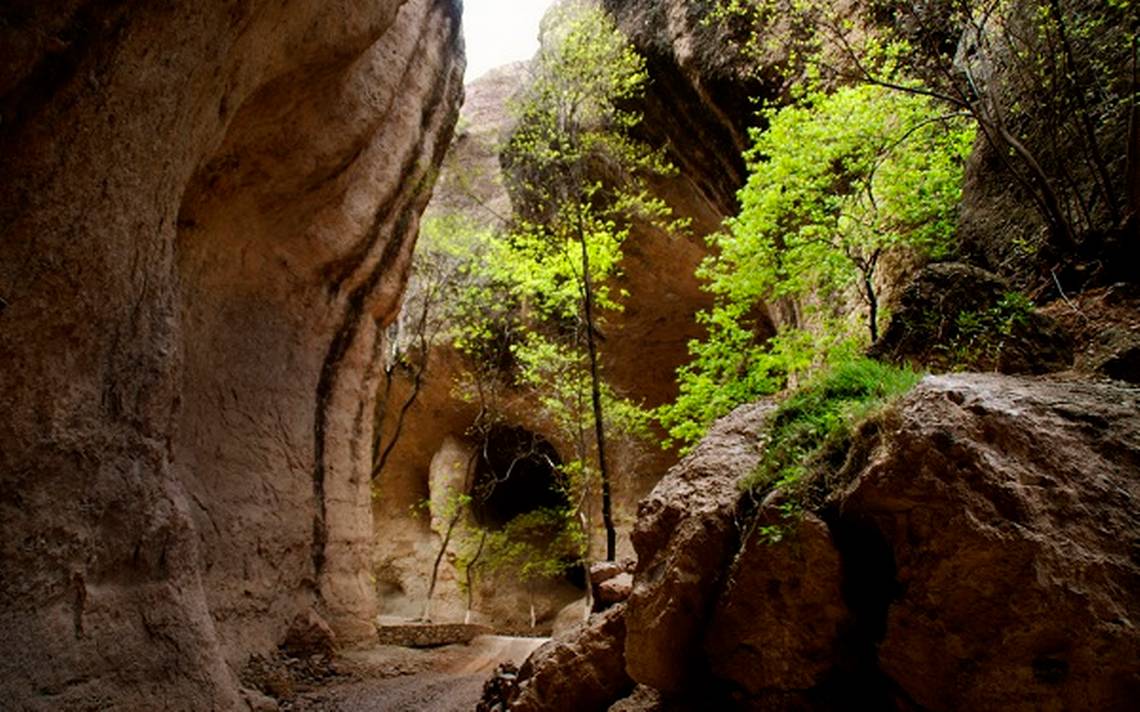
(2, 0, 1137, 710)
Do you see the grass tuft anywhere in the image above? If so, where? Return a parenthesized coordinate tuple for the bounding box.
(743, 357, 921, 494)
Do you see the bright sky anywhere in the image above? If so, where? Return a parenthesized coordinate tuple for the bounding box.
(462, 0, 555, 82)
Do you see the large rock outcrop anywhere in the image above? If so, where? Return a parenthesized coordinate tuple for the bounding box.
(943, 0, 1136, 285)
(872, 262, 1074, 374)
(594, 0, 770, 409)
(0, 1, 463, 708)
(703, 498, 847, 707)
(832, 374, 1140, 710)
(624, 401, 775, 691)
(514, 373, 1140, 710)
(512, 603, 634, 711)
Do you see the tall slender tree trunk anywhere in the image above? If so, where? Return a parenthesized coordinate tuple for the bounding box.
(464, 529, 487, 625)
(421, 506, 462, 622)
(1128, 33, 1140, 226)
(862, 249, 882, 345)
(577, 211, 617, 562)
(863, 272, 879, 344)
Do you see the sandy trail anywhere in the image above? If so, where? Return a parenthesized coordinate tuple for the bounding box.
(286, 636, 547, 712)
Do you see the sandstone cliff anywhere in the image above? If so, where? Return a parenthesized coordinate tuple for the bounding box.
(0, 1, 463, 708)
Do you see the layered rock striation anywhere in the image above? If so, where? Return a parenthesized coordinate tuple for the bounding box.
(0, 0, 463, 708)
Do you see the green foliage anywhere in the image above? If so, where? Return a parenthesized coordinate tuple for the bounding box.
(409, 2, 669, 569)
(716, 83, 968, 311)
(660, 320, 857, 449)
(508, 201, 628, 321)
(942, 291, 1036, 368)
(415, 214, 509, 356)
(465, 507, 586, 585)
(873, 0, 1136, 249)
(498, 0, 673, 561)
(507, 2, 673, 214)
(512, 329, 652, 447)
(742, 357, 921, 493)
(659, 82, 970, 449)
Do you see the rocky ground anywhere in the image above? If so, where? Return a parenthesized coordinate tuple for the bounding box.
(250, 636, 546, 712)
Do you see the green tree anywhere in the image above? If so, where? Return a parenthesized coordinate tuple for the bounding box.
(466, 507, 586, 629)
(372, 214, 496, 483)
(501, 1, 676, 560)
(659, 83, 971, 449)
(711, 0, 1137, 266)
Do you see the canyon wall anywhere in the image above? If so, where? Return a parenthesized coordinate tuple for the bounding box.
(0, 1, 463, 708)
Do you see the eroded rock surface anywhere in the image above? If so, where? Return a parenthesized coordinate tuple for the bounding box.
(624, 400, 775, 691)
(282, 609, 338, 660)
(513, 374, 1139, 710)
(704, 496, 847, 705)
(835, 374, 1140, 710)
(0, 0, 463, 708)
(512, 604, 634, 712)
(873, 262, 1073, 374)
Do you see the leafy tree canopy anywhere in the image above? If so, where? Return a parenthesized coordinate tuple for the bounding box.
(659, 82, 973, 449)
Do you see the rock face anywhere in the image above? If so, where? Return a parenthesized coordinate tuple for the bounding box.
(873, 262, 1074, 374)
(624, 401, 775, 691)
(601, 0, 766, 222)
(1042, 283, 1140, 384)
(596, 0, 767, 410)
(951, 0, 1135, 285)
(515, 373, 1140, 710)
(368, 68, 591, 629)
(834, 374, 1140, 710)
(512, 604, 634, 712)
(428, 61, 528, 228)
(704, 497, 847, 705)
(0, 0, 463, 708)
(282, 609, 338, 659)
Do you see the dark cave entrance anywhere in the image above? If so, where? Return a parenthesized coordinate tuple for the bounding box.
(470, 426, 566, 529)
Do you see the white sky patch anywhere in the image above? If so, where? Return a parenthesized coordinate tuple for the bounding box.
(462, 0, 555, 82)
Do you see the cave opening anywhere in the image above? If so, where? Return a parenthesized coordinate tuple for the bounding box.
(470, 425, 566, 529)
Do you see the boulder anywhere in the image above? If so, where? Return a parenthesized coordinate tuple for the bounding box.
(608, 685, 669, 711)
(872, 262, 1073, 374)
(704, 494, 847, 703)
(476, 662, 521, 712)
(551, 598, 589, 637)
(281, 610, 337, 659)
(1093, 332, 1140, 383)
(507, 373, 1139, 709)
(597, 573, 634, 606)
(590, 561, 628, 586)
(624, 400, 776, 691)
(1042, 283, 1140, 385)
(834, 374, 1140, 710)
(240, 687, 280, 712)
(512, 604, 633, 712)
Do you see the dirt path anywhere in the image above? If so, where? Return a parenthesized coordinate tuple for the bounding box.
(285, 636, 547, 712)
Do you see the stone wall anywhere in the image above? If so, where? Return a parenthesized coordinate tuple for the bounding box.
(0, 0, 464, 707)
